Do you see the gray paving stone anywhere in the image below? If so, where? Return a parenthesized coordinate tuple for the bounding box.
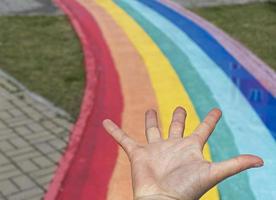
(41, 120, 57, 130)
(48, 138, 66, 150)
(20, 108, 40, 119)
(10, 99, 28, 109)
(28, 194, 44, 200)
(0, 129, 14, 136)
(0, 154, 9, 165)
(54, 118, 73, 129)
(36, 173, 53, 184)
(17, 160, 39, 173)
(0, 141, 14, 151)
(50, 126, 65, 135)
(0, 180, 18, 196)
(34, 143, 55, 154)
(43, 110, 57, 118)
(0, 193, 5, 200)
(0, 112, 12, 121)
(13, 151, 42, 162)
(0, 133, 17, 141)
(32, 156, 53, 168)
(0, 69, 72, 200)
(0, 80, 17, 93)
(14, 126, 32, 136)
(30, 166, 56, 179)
(12, 175, 35, 190)
(8, 187, 44, 200)
(7, 118, 34, 128)
(9, 137, 29, 148)
(0, 165, 18, 174)
(32, 102, 48, 112)
(26, 123, 44, 133)
(0, 170, 21, 181)
(8, 109, 24, 118)
(47, 152, 62, 163)
(6, 147, 34, 157)
(0, 122, 6, 129)
(27, 133, 56, 144)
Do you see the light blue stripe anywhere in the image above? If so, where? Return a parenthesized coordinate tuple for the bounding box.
(114, 1, 255, 199)
(142, 0, 276, 137)
(122, 0, 276, 199)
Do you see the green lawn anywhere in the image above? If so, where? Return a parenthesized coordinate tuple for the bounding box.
(0, 16, 84, 119)
(192, 2, 276, 70)
(0, 3, 275, 118)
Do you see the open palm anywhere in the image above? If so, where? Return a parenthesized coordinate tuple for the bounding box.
(103, 107, 263, 200)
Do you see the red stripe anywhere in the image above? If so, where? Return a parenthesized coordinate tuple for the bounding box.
(44, 0, 123, 199)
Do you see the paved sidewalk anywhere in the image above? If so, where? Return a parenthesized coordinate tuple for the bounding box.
(0, 0, 63, 15)
(0, 70, 73, 200)
(173, 0, 269, 7)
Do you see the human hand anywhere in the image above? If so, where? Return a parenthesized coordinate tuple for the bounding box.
(103, 107, 263, 200)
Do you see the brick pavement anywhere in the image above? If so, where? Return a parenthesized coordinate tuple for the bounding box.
(0, 0, 63, 16)
(0, 69, 73, 200)
(172, 0, 271, 7)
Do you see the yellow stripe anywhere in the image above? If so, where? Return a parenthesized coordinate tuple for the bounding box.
(96, 1, 219, 199)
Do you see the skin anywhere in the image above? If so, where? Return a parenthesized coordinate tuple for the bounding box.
(103, 107, 264, 200)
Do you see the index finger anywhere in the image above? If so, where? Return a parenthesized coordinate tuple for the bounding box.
(192, 108, 222, 148)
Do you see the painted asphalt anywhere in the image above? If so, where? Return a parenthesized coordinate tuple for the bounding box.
(0, 0, 275, 199)
(45, 0, 276, 200)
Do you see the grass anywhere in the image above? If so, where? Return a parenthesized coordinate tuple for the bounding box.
(0, 16, 84, 119)
(0, 3, 275, 119)
(192, 2, 276, 70)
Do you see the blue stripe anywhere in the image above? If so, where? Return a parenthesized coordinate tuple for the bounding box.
(118, 0, 276, 199)
(139, 0, 276, 138)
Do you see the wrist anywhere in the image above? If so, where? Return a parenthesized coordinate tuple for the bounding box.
(135, 194, 179, 200)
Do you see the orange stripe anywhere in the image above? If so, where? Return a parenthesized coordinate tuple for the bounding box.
(77, 0, 159, 199)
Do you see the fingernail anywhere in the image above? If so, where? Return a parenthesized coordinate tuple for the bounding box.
(254, 162, 264, 167)
(102, 119, 111, 125)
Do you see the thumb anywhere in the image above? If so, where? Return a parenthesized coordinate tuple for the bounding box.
(210, 154, 263, 183)
(102, 119, 138, 154)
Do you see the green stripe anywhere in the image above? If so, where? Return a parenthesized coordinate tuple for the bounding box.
(114, 0, 255, 199)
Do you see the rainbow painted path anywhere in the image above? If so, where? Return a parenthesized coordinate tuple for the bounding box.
(44, 1, 276, 200)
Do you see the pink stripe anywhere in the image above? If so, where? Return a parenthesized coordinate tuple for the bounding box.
(159, 0, 276, 96)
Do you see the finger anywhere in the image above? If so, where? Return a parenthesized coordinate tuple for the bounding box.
(210, 154, 263, 183)
(145, 109, 162, 143)
(192, 108, 222, 148)
(169, 107, 186, 139)
(103, 119, 137, 154)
